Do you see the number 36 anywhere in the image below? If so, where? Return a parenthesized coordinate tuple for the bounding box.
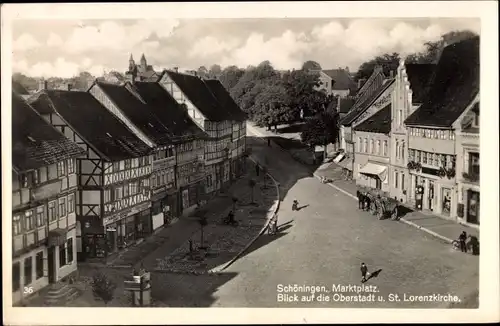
(23, 287, 34, 294)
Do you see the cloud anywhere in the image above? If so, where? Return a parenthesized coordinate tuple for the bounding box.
(47, 33, 64, 47)
(219, 30, 309, 70)
(13, 33, 40, 52)
(188, 36, 239, 58)
(64, 19, 179, 54)
(14, 57, 102, 78)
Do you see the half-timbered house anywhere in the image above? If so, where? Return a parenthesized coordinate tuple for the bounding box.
(29, 90, 153, 260)
(12, 93, 85, 303)
(127, 81, 208, 219)
(157, 70, 247, 195)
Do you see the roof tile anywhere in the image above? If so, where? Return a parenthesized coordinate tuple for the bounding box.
(405, 36, 479, 127)
(13, 93, 85, 172)
(353, 103, 392, 134)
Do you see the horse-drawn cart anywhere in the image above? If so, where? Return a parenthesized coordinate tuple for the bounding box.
(358, 186, 400, 220)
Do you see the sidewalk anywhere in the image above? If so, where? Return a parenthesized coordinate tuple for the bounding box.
(248, 122, 480, 245)
(83, 161, 277, 271)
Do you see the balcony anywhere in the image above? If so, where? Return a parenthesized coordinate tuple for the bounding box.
(32, 179, 62, 201)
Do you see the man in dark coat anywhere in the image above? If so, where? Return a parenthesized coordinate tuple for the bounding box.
(356, 190, 363, 209)
(459, 231, 467, 253)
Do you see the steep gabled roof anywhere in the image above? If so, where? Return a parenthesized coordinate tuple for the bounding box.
(95, 81, 173, 145)
(323, 69, 358, 92)
(162, 70, 227, 121)
(356, 66, 385, 97)
(29, 90, 151, 162)
(203, 79, 247, 121)
(12, 80, 29, 95)
(404, 64, 436, 104)
(129, 81, 207, 141)
(340, 78, 395, 126)
(405, 36, 480, 127)
(353, 103, 392, 134)
(13, 92, 85, 172)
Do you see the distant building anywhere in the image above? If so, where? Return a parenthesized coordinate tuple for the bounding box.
(312, 68, 358, 98)
(125, 54, 159, 82)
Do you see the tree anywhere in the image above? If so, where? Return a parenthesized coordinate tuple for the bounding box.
(406, 30, 479, 64)
(302, 60, 322, 71)
(354, 52, 401, 81)
(209, 64, 222, 78)
(218, 65, 245, 91)
(282, 68, 327, 117)
(248, 179, 257, 205)
(198, 216, 208, 249)
(197, 66, 209, 78)
(92, 272, 117, 306)
(301, 109, 340, 160)
(261, 166, 269, 189)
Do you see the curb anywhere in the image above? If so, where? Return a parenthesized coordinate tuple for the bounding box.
(209, 156, 281, 273)
(312, 173, 455, 244)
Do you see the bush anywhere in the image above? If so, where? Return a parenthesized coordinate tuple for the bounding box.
(92, 272, 117, 306)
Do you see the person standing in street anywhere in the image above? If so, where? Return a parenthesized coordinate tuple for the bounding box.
(459, 231, 468, 253)
(361, 263, 369, 282)
(356, 190, 363, 209)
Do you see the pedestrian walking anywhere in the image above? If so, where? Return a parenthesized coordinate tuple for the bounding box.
(356, 190, 363, 209)
(459, 231, 467, 253)
(360, 263, 369, 283)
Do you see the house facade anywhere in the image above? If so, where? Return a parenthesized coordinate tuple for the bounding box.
(157, 70, 247, 195)
(12, 93, 85, 303)
(30, 90, 153, 261)
(353, 104, 392, 193)
(404, 37, 479, 220)
(389, 60, 436, 203)
(456, 102, 480, 227)
(339, 66, 393, 178)
(313, 68, 357, 98)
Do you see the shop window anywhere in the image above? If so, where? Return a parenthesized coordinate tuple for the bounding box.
(24, 256, 33, 286)
(48, 201, 57, 222)
(67, 238, 74, 263)
(36, 251, 44, 279)
(59, 243, 67, 267)
(13, 214, 22, 235)
(13, 262, 20, 292)
(36, 206, 45, 227)
(469, 153, 479, 175)
(59, 197, 67, 217)
(25, 210, 34, 231)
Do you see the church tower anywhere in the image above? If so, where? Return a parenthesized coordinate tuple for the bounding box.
(128, 54, 136, 73)
(139, 53, 147, 73)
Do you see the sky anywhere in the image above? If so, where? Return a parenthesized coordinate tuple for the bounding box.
(11, 18, 480, 78)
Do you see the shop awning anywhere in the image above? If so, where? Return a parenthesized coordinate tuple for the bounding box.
(338, 156, 353, 170)
(333, 152, 345, 163)
(359, 162, 388, 181)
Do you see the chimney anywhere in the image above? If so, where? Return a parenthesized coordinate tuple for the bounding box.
(193, 71, 197, 77)
(173, 67, 179, 73)
(67, 83, 72, 91)
(345, 66, 349, 73)
(38, 78, 48, 91)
